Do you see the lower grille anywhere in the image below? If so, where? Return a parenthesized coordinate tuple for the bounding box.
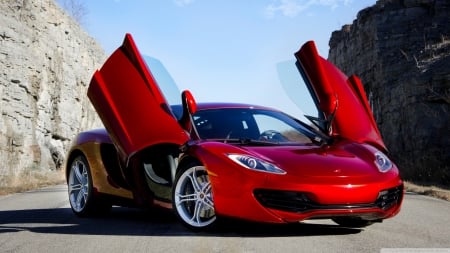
(254, 190, 315, 213)
(254, 185, 403, 213)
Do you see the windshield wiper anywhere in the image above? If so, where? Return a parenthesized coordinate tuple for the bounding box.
(208, 138, 280, 146)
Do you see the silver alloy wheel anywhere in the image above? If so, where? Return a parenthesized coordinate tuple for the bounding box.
(68, 156, 90, 213)
(174, 165, 216, 228)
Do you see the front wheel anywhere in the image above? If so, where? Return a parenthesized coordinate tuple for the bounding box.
(172, 163, 217, 230)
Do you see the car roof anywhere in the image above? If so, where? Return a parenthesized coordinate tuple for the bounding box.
(198, 102, 276, 110)
(170, 102, 280, 120)
(172, 102, 278, 111)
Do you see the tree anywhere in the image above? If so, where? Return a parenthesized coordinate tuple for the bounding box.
(58, 0, 88, 25)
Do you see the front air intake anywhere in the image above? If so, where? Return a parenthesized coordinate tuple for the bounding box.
(375, 185, 403, 210)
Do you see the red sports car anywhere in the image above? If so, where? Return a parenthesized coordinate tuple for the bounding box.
(66, 34, 403, 230)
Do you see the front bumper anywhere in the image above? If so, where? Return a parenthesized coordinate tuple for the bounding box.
(253, 184, 403, 222)
(210, 171, 403, 223)
(254, 185, 403, 213)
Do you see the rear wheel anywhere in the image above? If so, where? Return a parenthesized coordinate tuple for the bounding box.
(172, 163, 216, 230)
(332, 217, 374, 228)
(68, 155, 111, 217)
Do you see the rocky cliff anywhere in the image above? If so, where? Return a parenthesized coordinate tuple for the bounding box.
(0, 0, 105, 181)
(328, 0, 450, 184)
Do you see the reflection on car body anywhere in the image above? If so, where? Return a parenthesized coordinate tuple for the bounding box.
(66, 33, 403, 230)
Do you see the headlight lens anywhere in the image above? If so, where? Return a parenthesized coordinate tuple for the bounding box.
(227, 154, 286, 175)
(374, 151, 393, 173)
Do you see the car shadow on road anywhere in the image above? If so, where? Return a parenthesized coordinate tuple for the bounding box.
(0, 207, 362, 237)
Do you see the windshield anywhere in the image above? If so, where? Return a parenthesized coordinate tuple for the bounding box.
(192, 108, 324, 145)
(143, 54, 328, 140)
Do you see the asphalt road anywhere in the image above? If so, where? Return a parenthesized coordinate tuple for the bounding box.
(0, 185, 449, 253)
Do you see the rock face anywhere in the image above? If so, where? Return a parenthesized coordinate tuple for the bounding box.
(0, 0, 105, 179)
(328, 0, 450, 184)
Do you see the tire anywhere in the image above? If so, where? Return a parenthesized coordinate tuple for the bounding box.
(332, 217, 374, 228)
(67, 155, 111, 217)
(172, 162, 217, 230)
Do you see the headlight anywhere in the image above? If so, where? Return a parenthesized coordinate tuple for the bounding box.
(374, 151, 393, 173)
(227, 154, 286, 175)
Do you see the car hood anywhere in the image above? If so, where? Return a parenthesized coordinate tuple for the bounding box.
(295, 41, 387, 152)
(243, 143, 378, 179)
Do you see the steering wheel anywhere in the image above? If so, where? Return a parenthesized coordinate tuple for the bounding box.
(259, 130, 286, 142)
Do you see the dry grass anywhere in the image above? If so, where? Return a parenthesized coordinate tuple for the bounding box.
(404, 181, 450, 201)
(0, 169, 65, 196)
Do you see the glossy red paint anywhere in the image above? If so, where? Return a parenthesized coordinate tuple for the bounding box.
(185, 139, 402, 224)
(67, 34, 403, 229)
(296, 41, 386, 151)
(182, 90, 197, 114)
(87, 34, 189, 165)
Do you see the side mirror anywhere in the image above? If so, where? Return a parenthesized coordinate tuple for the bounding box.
(182, 90, 197, 115)
(179, 90, 197, 133)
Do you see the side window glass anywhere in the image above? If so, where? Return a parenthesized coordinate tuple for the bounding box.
(276, 60, 319, 119)
(143, 55, 181, 106)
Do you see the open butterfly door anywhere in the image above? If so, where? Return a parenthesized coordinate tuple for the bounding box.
(295, 41, 387, 152)
(87, 34, 190, 165)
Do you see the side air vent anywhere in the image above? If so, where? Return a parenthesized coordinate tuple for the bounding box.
(375, 185, 403, 210)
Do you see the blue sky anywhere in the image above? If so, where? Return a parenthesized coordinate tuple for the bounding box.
(68, 0, 375, 118)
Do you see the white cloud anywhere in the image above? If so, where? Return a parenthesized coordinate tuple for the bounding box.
(174, 0, 195, 7)
(265, 0, 308, 18)
(265, 0, 353, 18)
(316, 0, 353, 9)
